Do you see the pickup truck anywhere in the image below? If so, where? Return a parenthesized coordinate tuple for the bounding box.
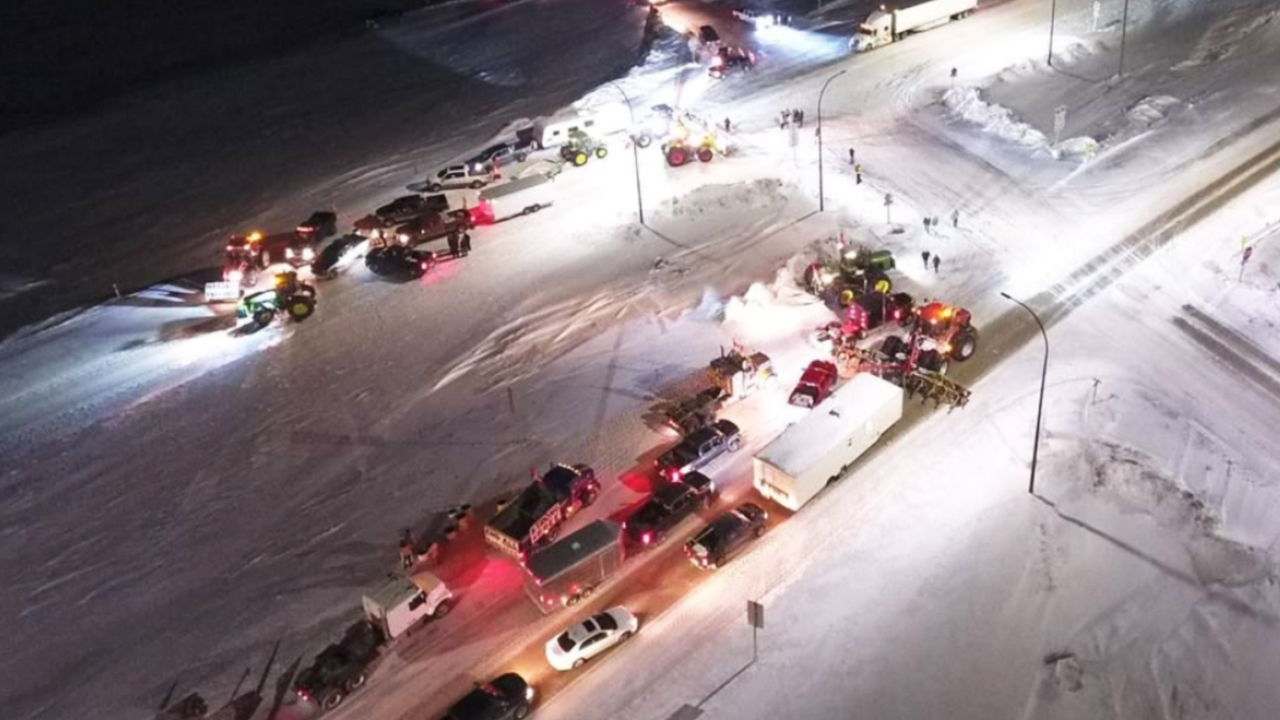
(656, 419, 741, 482)
(485, 464, 601, 559)
(393, 210, 471, 245)
(623, 471, 716, 547)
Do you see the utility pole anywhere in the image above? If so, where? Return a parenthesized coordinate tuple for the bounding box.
(1000, 293, 1049, 495)
(1118, 0, 1131, 77)
(817, 69, 847, 212)
(1048, 0, 1058, 66)
(608, 81, 644, 225)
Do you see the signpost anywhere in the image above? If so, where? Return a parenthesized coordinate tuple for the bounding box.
(1053, 105, 1067, 147)
(204, 281, 240, 303)
(884, 193, 894, 224)
(1093, 0, 1101, 31)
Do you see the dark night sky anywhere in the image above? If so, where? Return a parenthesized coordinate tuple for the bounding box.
(0, 0, 430, 132)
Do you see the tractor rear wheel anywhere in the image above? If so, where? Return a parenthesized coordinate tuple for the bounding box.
(953, 330, 977, 361)
(872, 275, 891, 294)
(697, 147, 714, 162)
(880, 335, 907, 359)
(287, 295, 316, 322)
(667, 148, 687, 166)
(572, 151, 588, 166)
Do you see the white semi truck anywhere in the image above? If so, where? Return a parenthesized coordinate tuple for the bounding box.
(849, 0, 977, 52)
(753, 374, 903, 511)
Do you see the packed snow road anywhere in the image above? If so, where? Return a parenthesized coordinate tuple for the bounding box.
(8, 1, 1280, 720)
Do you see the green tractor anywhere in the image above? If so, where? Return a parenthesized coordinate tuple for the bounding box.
(803, 245, 896, 307)
(559, 129, 609, 167)
(236, 271, 317, 330)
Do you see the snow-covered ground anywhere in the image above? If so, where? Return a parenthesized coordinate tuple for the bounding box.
(6, 0, 1280, 719)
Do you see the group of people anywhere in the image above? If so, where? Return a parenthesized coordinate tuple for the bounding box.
(780, 108, 806, 129)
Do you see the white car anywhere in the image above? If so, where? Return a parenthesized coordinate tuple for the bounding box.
(544, 606, 639, 671)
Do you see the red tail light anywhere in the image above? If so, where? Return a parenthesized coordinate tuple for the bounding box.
(421, 261, 430, 269)
(642, 532, 653, 545)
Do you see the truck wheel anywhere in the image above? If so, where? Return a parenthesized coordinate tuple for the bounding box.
(581, 585, 595, 599)
(252, 309, 275, 329)
(429, 183, 443, 192)
(953, 331, 977, 361)
(580, 487, 599, 507)
(727, 436, 742, 452)
(326, 267, 340, 280)
(320, 691, 345, 712)
(572, 658, 586, 669)
(595, 147, 608, 159)
(433, 601, 451, 619)
(566, 593, 580, 606)
(636, 134, 652, 148)
(287, 295, 316, 322)
(516, 151, 528, 162)
(522, 204, 541, 215)
(469, 180, 484, 189)
(754, 525, 766, 538)
(346, 672, 367, 691)
(572, 151, 588, 166)
(543, 525, 561, 543)
(514, 704, 531, 720)
(697, 147, 714, 162)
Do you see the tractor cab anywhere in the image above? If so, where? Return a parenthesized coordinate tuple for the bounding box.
(223, 231, 270, 284)
(917, 302, 968, 337)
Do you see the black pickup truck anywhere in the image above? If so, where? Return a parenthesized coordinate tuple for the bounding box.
(624, 471, 716, 548)
(293, 620, 385, 712)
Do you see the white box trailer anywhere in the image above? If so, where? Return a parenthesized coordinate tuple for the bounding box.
(361, 572, 452, 640)
(753, 374, 903, 511)
(850, 0, 977, 52)
(474, 174, 555, 224)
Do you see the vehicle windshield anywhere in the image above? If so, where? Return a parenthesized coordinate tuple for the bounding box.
(594, 612, 618, 631)
(633, 501, 666, 525)
(556, 632, 576, 652)
(672, 444, 700, 465)
(857, 24, 876, 35)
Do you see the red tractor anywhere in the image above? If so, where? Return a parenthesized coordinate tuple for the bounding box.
(843, 291, 916, 338)
(913, 301, 978, 362)
(789, 360, 838, 407)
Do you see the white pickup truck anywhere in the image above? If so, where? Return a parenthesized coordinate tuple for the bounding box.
(850, 0, 977, 52)
(753, 374, 903, 511)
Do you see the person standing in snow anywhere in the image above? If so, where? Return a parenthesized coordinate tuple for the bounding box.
(922, 249, 931, 268)
(951, 209, 960, 228)
(724, 117, 732, 132)
(460, 231, 472, 257)
(399, 529, 416, 569)
(795, 109, 804, 128)
(447, 231, 460, 258)
(855, 164, 863, 184)
(849, 148, 856, 165)
(933, 254, 941, 274)
(923, 217, 932, 234)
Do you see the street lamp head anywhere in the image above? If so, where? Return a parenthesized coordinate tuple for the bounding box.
(999, 291, 1012, 299)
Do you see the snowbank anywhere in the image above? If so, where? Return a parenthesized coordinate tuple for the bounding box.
(943, 86, 1049, 148)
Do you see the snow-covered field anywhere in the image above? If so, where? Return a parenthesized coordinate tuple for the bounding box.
(5, 0, 1280, 719)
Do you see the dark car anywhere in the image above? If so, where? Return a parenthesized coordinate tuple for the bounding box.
(685, 503, 767, 569)
(311, 234, 368, 279)
(297, 211, 338, 239)
(656, 419, 741, 481)
(709, 46, 755, 79)
(294, 620, 385, 712)
(466, 141, 532, 170)
(624, 471, 716, 547)
(376, 195, 429, 224)
(365, 245, 436, 281)
(441, 673, 534, 720)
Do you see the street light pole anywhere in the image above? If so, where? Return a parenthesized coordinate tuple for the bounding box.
(1000, 292, 1049, 495)
(1048, 0, 1058, 66)
(817, 69, 847, 213)
(607, 81, 644, 225)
